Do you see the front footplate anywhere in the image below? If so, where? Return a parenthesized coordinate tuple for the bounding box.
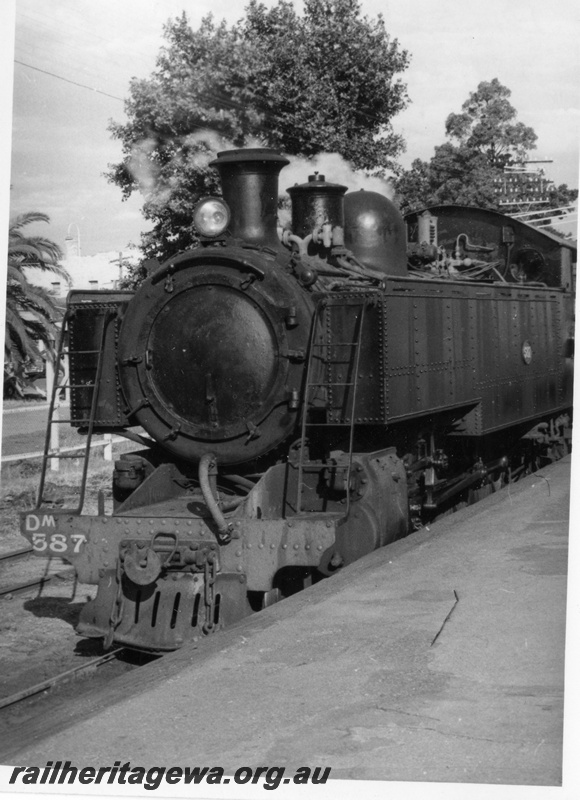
(77, 564, 248, 651)
(20, 510, 338, 650)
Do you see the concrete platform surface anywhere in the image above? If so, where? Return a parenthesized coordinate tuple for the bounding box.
(1, 458, 571, 787)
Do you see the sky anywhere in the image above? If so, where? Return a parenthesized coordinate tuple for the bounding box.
(3, 0, 580, 255)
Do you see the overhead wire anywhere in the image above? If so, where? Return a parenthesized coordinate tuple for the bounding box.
(14, 5, 399, 151)
(16, 6, 155, 75)
(15, 40, 122, 92)
(13, 57, 307, 151)
(14, 7, 154, 103)
(14, 60, 125, 102)
(13, 57, 332, 153)
(17, 2, 396, 131)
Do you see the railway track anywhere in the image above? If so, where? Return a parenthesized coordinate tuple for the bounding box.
(0, 548, 154, 721)
(0, 649, 124, 710)
(0, 569, 75, 599)
(0, 545, 32, 564)
(0, 546, 74, 599)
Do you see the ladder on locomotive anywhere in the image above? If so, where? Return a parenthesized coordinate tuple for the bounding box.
(296, 297, 368, 516)
(36, 306, 112, 514)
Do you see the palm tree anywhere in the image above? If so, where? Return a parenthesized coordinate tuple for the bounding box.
(5, 212, 71, 390)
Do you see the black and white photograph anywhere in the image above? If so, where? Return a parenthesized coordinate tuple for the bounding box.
(0, 1, 578, 797)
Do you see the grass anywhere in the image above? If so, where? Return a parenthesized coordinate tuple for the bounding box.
(3, 398, 48, 409)
(0, 445, 131, 552)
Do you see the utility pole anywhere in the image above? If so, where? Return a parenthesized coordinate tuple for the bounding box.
(64, 223, 81, 258)
(110, 252, 126, 287)
(45, 347, 59, 472)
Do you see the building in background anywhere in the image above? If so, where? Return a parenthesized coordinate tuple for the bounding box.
(25, 230, 140, 296)
(494, 160, 554, 213)
(493, 160, 577, 238)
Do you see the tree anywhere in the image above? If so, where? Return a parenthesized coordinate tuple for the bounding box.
(395, 79, 577, 218)
(5, 212, 70, 388)
(242, 0, 409, 169)
(108, 0, 410, 263)
(445, 78, 537, 169)
(107, 13, 255, 262)
(395, 143, 501, 214)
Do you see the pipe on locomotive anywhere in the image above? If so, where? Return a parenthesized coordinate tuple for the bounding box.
(199, 453, 234, 543)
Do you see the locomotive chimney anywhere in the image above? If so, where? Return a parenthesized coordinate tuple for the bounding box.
(210, 149, 289, 250)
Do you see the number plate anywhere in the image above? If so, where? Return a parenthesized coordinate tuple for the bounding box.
(23, 513, 87, 555)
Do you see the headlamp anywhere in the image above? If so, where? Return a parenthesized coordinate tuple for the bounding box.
(193, 197, 231, 238)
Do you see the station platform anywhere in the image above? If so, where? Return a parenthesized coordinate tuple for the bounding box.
(1, 457, 572, 788)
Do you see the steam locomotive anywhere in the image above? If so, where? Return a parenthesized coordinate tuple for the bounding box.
(20, 149, 574, 651)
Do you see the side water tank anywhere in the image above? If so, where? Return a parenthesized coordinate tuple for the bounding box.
(344, 190, 407, 275)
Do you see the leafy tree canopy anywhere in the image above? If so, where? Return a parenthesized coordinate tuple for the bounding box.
(395, 143, 500, 213)
(445, 78, 537, 169)
(108, 0, 410, 263)
(243, 0, 409, 166)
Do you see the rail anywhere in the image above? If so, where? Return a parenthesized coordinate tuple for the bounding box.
(0, 566, 75, 599)
(0, 649, 124, 710)
(1, 435, 126, 465)
(0, 546, 33, 564)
